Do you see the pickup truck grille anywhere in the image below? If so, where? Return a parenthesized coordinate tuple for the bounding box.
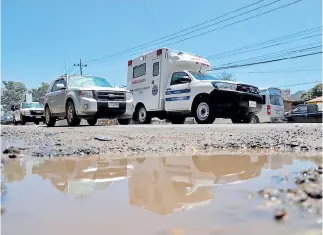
(236, 84, 259, 94)
(30, 110, 44, 115)
(95, 91, 126, 101)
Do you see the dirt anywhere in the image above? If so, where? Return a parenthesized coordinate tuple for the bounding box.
(1, 123, 322, 157)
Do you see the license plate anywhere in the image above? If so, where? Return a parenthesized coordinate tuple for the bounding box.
(108, 102, 119, 108)
(36, 116, 41, 118)
(249, 101, 257, 107)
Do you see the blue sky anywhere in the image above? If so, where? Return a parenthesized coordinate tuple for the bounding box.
(2, 0, 322, 93)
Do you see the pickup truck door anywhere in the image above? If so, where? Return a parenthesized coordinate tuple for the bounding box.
(165, 72, 192, 112)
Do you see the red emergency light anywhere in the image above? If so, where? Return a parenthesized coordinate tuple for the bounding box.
(267, 105, 271, 115)
(128, 60, 132, 66)
(157, 49, 162, 56)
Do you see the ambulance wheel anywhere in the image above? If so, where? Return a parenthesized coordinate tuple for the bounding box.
(135, 105, 151, 124)
(193, 97, 216, 124)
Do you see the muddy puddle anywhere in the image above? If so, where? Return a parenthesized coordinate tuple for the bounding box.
(1, 154, 322, 235)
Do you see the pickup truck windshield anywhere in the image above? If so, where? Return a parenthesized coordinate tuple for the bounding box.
(190, 72, 219, 81)
(69, 76, 113, 88)
(22, 103, 44, 109)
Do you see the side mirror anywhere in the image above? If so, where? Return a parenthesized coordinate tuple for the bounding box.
(180, 76, 191, 83)
(56, 84, 66, 90)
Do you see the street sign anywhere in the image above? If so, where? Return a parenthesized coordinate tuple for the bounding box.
(26, 93, 32, 103)
(280, 89, 291, 100)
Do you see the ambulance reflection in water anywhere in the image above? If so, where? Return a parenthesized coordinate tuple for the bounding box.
(128, 155, 268, 215)
(32, 158, 130, 196)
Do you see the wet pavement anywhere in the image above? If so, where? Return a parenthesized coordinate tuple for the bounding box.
(1, 154, 322, 235)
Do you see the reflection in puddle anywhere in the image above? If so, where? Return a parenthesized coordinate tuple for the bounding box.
(1, 155, 321, 235)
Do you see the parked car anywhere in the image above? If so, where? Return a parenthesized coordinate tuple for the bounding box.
(3, 112, 14, 125)
(43, 75, 134, 127)
(285, 103, 322, 123)
(11, 102, 45, 125)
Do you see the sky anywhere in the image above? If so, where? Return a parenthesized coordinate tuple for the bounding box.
(2, 0, 322, 93)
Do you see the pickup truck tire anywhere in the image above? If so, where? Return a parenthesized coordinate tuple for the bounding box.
(249, 115, 260, 124)
(87, 119, 97, 126)
(193, 98, 216, 124)
(13, 116, 18, 125)
(45, 106, 56, 127)
(168, 115, 186, 124)
(118, 118, 131, 125)
(66, 101, 81, 126)
(34, 121, 40, 125)
(135, 105, 152, 124)
(20, 114, 26, 125)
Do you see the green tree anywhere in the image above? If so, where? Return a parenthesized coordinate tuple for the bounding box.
(30, 82, 49, 103)
(215, 72, 235, 81)
(1, 81, 27, 111)
(301, 83, 322, 100)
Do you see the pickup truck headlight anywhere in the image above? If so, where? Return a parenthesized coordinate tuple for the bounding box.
(79, 91, 94, 99)
(212, 81, 237, 91)
(126, 92, 133, 100)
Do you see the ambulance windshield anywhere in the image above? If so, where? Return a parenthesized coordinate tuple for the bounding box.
(190, 72, 219, 81)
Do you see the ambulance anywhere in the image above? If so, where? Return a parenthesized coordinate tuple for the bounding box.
(127, 48, 263, 124)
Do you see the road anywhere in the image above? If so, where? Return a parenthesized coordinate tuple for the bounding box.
(1, 123, 322, 157)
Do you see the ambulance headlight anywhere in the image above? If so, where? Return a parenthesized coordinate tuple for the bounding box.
(126, 92, 133, 100)
(212, 81, 237, 91)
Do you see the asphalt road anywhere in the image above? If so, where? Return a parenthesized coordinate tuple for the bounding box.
(1, 123, 322, 157)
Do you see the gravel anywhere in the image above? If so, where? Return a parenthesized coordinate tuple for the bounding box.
(1, 123, 322, 157)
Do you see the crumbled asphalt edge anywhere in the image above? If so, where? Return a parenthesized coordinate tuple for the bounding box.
(1, 124, 322, 157)
(258, 166, 322, 221)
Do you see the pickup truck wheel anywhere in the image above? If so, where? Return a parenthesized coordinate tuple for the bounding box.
(45, 106, 56, 127)
(13, 116, 18, 125)
(136, 105, 152, 124)
(66, 101, 81, 126)
(194, 98, 215, 124)
(34, 121, 40, 125)
(248, 115, 259, 124)
(168, 115, 186, 124)
(118, 118, 131, 125)
(20, 114, 26, 125)
(87, 119, 97, 126)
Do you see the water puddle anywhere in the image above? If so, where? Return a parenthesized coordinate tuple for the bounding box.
(1, 154, 322, 235)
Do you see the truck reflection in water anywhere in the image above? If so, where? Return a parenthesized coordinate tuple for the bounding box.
(2, 159, 26, 183)
(32, 158, 129, 196)
(128, 155, 268, 215)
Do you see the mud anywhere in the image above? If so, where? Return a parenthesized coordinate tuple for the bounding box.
(1, 154, 322, 235)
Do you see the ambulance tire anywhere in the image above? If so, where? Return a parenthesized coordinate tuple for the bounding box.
(135, 104, 152, 124)
(193, 97, 216, 124)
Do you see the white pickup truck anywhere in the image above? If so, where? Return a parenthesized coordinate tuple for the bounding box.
(127, 48, 263, 124)
(11, 102, 45, 125)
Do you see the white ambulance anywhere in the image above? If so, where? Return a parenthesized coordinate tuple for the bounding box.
(127, 48, 263, 124)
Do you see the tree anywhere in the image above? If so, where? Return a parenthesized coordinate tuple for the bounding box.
(30, 82, 49, 103)
(1, 81, 27, 111)
(215, 72, 235, 81)
(301, 83, 322, 100)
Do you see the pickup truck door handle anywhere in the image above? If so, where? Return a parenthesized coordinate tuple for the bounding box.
(166, 88, 171, 91)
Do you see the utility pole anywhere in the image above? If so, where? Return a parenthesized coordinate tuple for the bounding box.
(73, 59, 87, 75)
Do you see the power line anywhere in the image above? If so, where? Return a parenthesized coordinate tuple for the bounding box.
(85, 0, 268, 63)
(278, 81, 322, 88)
(88, 0, 303, 65)
(211, 51, 322, 70)
(206, 26, 322, 59)
(212, 68, 321, 74)
(207, 32, 322, 60)
(214, 43, 322, 67)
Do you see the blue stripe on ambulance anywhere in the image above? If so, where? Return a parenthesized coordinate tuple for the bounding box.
(165, 88, 191, 95)
(165, 96, 190, 101)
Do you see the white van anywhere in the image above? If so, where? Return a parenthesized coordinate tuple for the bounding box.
(256, 87, 285, 123)
(127, 48, 262, 124)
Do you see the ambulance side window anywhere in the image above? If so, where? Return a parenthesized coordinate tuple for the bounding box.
(153, 62, 159, 76)
(171, 72, 188, 85)
(133, 63, 146, 78)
